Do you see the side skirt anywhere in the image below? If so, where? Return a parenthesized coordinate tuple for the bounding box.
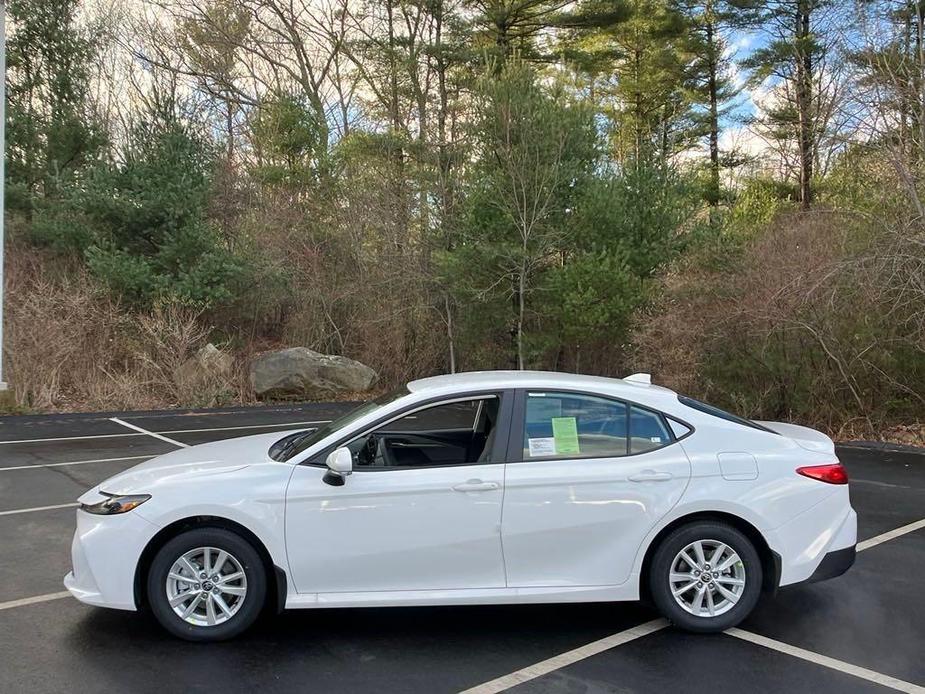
(284, 581, 639, 610)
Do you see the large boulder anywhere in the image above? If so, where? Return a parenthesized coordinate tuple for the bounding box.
(174, 343, 234, 387)
(250, 347, 378, 399)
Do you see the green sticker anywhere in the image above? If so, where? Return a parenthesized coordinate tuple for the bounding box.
(551, 417, 580, 455)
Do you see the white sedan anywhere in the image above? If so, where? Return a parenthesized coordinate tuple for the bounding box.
(65, 371, 857, 641)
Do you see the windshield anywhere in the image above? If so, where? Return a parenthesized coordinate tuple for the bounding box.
(677, 395, 777, 434)
(269, 387, 410, 462)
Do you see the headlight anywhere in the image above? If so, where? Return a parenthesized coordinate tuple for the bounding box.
(80, 492, 151, 515)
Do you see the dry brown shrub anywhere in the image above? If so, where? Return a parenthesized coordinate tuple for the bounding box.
(4, 244, 249, 412)
(242, 192, 448, 390)
(630, 209, 925, 436)
(6, 245, 136, 411)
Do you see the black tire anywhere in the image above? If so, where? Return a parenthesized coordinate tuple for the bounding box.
(649, 521, 763, 633)
(147, 527, 267, 642)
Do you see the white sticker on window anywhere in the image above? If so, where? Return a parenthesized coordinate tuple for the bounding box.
(528, 437, 556, 457)
(650, 437, 661, 443)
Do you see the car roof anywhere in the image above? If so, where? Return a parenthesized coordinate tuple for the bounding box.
(407, 370, 678, 401)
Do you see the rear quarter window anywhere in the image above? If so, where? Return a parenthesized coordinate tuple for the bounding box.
(629, 406, 673, 453)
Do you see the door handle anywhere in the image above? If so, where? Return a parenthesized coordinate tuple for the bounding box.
(628, 470, 673, 482)
(453, 479, 500, 492)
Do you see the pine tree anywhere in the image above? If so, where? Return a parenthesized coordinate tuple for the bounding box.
(673, 0, 761, 207)
(557, 0, 695, 163)
(743, 0, 837, 210)
(5, 0, 104, 208)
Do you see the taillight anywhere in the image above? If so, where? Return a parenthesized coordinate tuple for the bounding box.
(796, 463, 848, 484)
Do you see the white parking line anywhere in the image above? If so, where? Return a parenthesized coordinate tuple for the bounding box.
(0, 502, 78, 516)
(157, 420, 327, 435)
(456, 518, 925, 693)
(109, 417, 189, 447)
(0, 454, 153, 472)
(0, 591, 73, 612)
(0, 419, 330, 445)
(459, 619, 668, 693)
(0, 513, 921, 694)
(857, 518, 925, 552)
(726, 628, 925, 693)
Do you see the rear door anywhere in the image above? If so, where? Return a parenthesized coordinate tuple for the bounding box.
(501, 390, 691, 587)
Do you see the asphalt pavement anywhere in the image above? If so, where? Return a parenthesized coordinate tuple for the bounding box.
(0, 403, 922, 693)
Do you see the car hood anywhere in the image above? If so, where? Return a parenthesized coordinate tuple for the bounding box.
(78, 430, 301, 502)
(755, 421, 836, 455)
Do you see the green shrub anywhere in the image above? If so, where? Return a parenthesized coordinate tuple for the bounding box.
(28, 119, 248, 309)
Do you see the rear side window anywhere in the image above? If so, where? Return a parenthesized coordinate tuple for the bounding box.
(677, 396, 777, 434)
(524, 392, 627, 459)
(522, 392, 674, 459)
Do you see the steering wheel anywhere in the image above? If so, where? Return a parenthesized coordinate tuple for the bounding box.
(360, 436, 379, 467)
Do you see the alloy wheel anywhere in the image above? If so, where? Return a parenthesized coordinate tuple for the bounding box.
(668, 539, 746, 618)
(165, 546, 248, 627)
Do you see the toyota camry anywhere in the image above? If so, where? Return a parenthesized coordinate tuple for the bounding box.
(64, 370, 857, 641)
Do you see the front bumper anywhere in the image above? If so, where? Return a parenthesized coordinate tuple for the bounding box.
(63, 508, 160, 611)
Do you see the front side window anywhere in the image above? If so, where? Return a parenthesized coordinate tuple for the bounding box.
(348, 396, 501, 469)
(523, 392, 628, 459)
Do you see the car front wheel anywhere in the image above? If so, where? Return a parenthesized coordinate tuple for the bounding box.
(146, 527, 266, 641)
(649, 521, 763, 633)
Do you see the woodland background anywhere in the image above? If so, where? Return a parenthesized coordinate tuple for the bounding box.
(6, 0, 925, 439)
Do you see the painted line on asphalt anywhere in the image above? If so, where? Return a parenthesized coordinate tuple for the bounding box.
(157, 420, 326, 435)
(0, 454, 154, 472)
(726, 628, 925, 693)
(0, 591, 73, 612)
(857, 518, 925, 552)
(459, 619, 668, 693)
(458, 516, 925, 693)
(109, 417, 190, 447)
(0, 419, 329, 445)
(0, 502, 78, 516)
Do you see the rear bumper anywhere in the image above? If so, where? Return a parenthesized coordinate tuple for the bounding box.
(772, 491, 857, 586)
(806, 544, 856, 583)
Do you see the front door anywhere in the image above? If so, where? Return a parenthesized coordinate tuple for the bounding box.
(501, 390, 691, 587)
(285, 394, 509, 594)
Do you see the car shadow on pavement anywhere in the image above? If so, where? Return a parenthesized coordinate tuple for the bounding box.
(62, 601, 658, 692)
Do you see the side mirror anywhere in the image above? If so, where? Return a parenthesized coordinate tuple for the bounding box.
(323, 447, 353, 486)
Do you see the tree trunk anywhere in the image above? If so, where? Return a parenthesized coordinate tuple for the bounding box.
(706, 14, 721, 209)
(444, 294, 457, 373)
(435, 1, 457, 373)
(917, 1, 925, 165)
(795, 2, 814, 210)
(226, 99, 235, 161)
(634, 47, 643, 160)
(516, 257, 526, 370)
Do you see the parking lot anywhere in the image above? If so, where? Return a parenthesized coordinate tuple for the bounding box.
(0, 403, 923, 693)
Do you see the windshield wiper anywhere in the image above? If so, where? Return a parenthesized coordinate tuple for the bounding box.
(270, 429, 317, 462)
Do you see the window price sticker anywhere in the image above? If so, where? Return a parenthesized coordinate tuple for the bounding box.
(551, 417, 580, 454)
(528, 437, 555, 457)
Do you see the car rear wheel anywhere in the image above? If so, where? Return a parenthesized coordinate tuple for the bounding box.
(147, 527, 266, 641)
(649, 521, 762, 633)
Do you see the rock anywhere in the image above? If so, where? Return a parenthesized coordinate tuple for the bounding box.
(175, 343, 234, 386)
(250, 347, 378, 399)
